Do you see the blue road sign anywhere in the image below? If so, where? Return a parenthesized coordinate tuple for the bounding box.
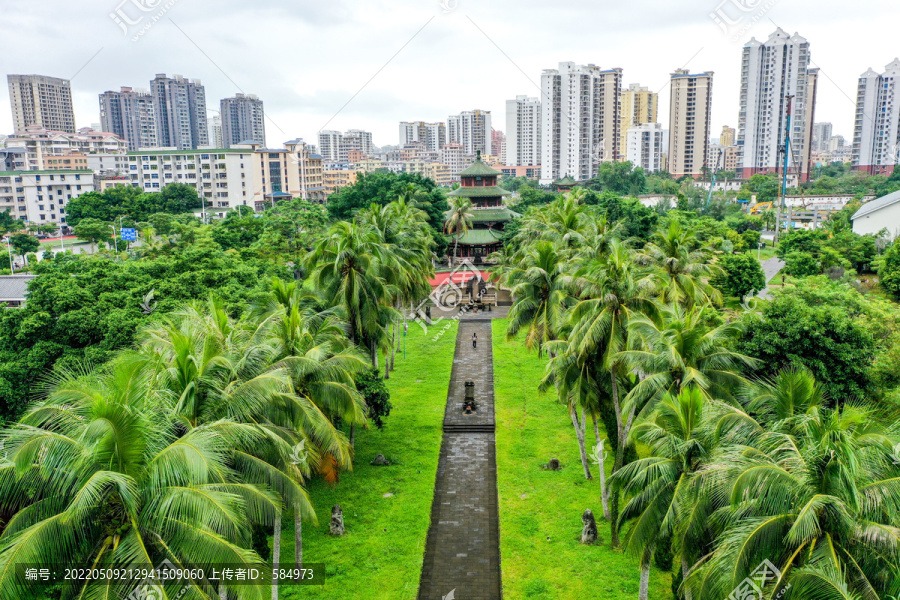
(121, 228, 137, 241)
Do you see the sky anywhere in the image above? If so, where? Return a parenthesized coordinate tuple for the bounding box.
(1, 0, 898, 150)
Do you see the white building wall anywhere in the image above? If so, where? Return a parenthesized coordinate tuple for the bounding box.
(853, 201, 900, 238)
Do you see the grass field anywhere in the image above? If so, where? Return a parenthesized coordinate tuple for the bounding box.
(492, 319, 672, 599)
(279, 320, 458, 600)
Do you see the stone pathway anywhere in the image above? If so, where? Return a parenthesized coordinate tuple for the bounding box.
(756, 257, 786, 300)
(417, 318, 501, 600)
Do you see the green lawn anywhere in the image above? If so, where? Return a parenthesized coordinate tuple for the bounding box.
(280, 319, 458, 599)
(492, 319, 672, 599)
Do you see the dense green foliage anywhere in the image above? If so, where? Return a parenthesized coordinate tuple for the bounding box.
(711, 252, 766, 300)
(65, 183, 202, 225)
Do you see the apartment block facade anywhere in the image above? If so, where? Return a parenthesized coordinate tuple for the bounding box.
(737, 29, 818, 182)
(0, 169, 94, 227)
(620, 84, 658, 159)
(99, 87, 158, 150)
(852, 59, 900, 175)
(150, 74, 209, 150)
(220, 93, 266, 148)
(540, 62, 622, 183)
(668, 69, 714, 178)
(505, 95, 541, 167)
(626, 123, 667, 173)
(8, 74, 76, 133)
(448, 110, 492, 156)
(399, 121, 447, 152)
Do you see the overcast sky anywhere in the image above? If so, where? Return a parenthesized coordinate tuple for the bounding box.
(1, 0, 898, 149)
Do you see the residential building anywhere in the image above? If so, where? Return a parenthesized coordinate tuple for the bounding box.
(317, 130, 342, 162)
(150, 74, 209, 150)
(852, 59, 900, 176)
(540, 62, 622, 183)
(399, 121, 446, 152)
(813, 122, 833, 152)
(7, 126, 127, 170)
(440, 143, 471, 179)
(0, 148, 27, 171)
(323, 170, 357, 196)
(626, 123, 667, 173)
(99, 87, 159, 150)
(44, 153, 89, 170)
(354, 158, 385, 174)
(444, 154, 517, 261)
(425, 162, 452, 187)
(7, 74, 76, 133)
(668, 69, 714, 178)
(245, 139, 326, 207)
(505, 95, 541, 167)
(500, 165, 542, 179)
(737, 29, 818, 182)
(220, 93, 265, 148)
(341, 130, 374, 160)
(211, 115, 223, 149)
(723, 145, 740, 173)
(0, 275, 37, 307)
(448, 110, 492, 156)
(491, 129, 506, 164)
(620, 84, 658, 158)
(720, 125, 736, 147)
(0, 169, 94, 227)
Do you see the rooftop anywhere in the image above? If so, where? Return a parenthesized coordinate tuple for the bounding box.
(0, 275, 37, 302)
(852, 189, 900, 220)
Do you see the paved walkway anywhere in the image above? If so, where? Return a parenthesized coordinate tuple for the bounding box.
(418, 318, 501, 600)
(756, 257, 786, 300)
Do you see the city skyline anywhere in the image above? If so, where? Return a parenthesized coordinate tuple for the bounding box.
(1, 0, 896, 150)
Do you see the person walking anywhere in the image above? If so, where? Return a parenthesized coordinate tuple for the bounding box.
(472, 332, 477, 349)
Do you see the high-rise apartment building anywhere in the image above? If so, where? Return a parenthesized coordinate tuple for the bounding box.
(99, 87, 158, 150)
(150, 74, 209, 150)
(812, 122, 833, 152)
(626, 123, 666, 173)
(211, 115, 223, 149)
(737, 29, 818, 182)
(620, 84, 658, 159)
(668, 69, 714, 178)
(399, 121, 446, 152)
(318, 130, 342, 162)
(540, 62, 622, 183)
(720, 125, 736, 147)
(505, 95, 541, 167)
(852, 59, 900, 176)
(8, 75, 77, 133)
(341, 129, 374, 161)
(219, 93, 265, 148)
(448, 110, 492, 156)
(491, 129, 506, 163)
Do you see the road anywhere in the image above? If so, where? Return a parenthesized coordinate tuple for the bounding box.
(755, 257, 786, 300)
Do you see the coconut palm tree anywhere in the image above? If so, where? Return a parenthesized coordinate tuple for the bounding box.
(563, 240, 659, 547)
(0, 357, 293, 600)
(685, 403, 900, 599)
(444, 197, 473, 264)
(305, 220, 396, 367)
(611, 387, 714, 600)
(505, 240, 572, 357)
(618, 304, 757, 414)
(637, 220, 724, 308)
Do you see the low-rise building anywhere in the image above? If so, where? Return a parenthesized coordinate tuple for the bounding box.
(500, 165, 542, 179)
(44, 152, 89, 170)
(8, 126, 127, 170)
(851, 189, 900, 238)
(0, 169, 94, 228)
(323, 170, 357, 196)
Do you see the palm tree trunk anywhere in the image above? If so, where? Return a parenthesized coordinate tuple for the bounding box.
(350, 424, 356, 449)
(371, 340, 378, 369)
(272, 510, 281, 600)
(610, 372, 624, 548)
(384, 344, 390, 380)
(570, 407, 592, 480)
(592, 412, 611, 520)
(294, 503, 303, 579)
(390, 317, 397, 371)
(219, 585, 227, 600)
(639, 547, 652, 600)
(682, 556, 693, 600)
